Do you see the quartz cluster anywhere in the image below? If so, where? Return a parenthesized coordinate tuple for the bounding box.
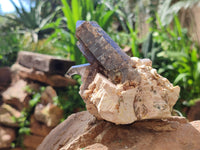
(67, 21, 180, 124)
(80, 57, 180, 124)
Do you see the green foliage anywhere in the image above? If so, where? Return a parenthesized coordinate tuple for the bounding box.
(0, 0, 62, 67)
(54, 76, 85, 119)
(46, 0, 116, 64)
(3, 0, 58, 42)
(127, 21, 140, 57)
(29, 93, 41, 108)
(11, 82, 85, 147)
(109, 32, 130, 48)
(0, 31, 21, 67)
(158, 0, 200, 26)
(12, 85, 44, 148)
(142, 14, 200, 110)
(130, 0, 200, 27)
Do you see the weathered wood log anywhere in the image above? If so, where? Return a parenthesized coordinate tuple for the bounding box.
(17, 51, 75, 75)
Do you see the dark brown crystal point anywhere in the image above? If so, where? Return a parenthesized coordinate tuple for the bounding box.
(67, 21, 139, 84)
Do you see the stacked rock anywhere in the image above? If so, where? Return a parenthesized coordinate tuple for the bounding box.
(0, 51, 75, 149)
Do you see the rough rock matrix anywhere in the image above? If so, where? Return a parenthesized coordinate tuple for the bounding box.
(80, 57, 180, 124)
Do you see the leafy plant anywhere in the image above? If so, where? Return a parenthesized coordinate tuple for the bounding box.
(12, 85, 44, 148)
(45, 0, 116, 64)
(2, 0, 59, 43)
(12, 82, 85, 147)
(127, 21, 140, 57)
(158, 0, 200, 26)
(54, 76, 85, 119)
(142, 14, 200, 111)
(0, 30, 21, 67)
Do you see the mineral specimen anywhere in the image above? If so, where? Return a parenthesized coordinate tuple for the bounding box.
(67, 21, 180, 124)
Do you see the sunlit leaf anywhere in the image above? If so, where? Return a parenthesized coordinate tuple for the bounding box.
(174, 73, 188, 85)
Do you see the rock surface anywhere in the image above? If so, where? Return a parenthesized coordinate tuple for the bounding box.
(37, 111, 200, 150)
(34, 103, 63, 127)
(0, 126, 16, 149)
(0, 104, 21, 127)
(187, 100, 200, 121)
(11, 63, 76, 87)
(17, 51, 75, 75)
(80, 57, 180, 124)
(30, 115, 53, 136)
(23, 134, 44, 149)
(0, 52, 77, 149)
(0, 67, 11, 91)
(2, 79, 30, 110)
(40, 86, 57, 105)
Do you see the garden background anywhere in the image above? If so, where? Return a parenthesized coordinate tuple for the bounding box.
(0, 0, 200, 147)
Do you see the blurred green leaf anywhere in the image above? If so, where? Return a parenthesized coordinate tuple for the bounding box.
(174, 73, 188, 85)
(29, 93, 41, 108)
(19, 127, 30, 135)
